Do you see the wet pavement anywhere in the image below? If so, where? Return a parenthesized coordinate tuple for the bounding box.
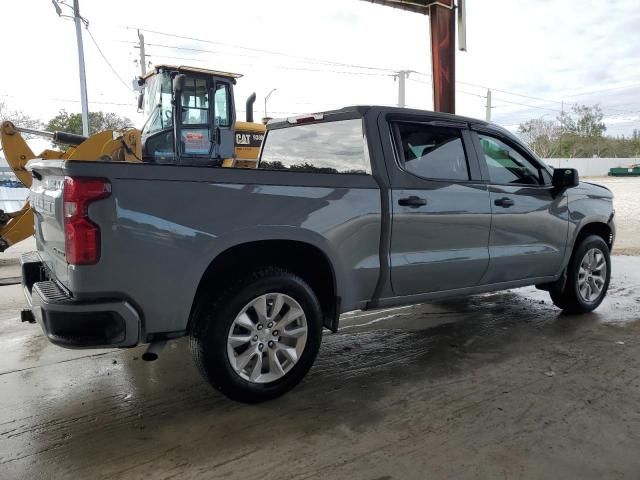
(1, 256, 639, 479)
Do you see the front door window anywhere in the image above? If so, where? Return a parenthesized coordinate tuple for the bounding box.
(478, 134, 544, 185)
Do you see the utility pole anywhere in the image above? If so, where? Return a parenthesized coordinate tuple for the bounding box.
(396, 70, 410, 108)
(72, 0, 89, 136)
(137, 30, 147, 76)
(485, 89, 492, 122)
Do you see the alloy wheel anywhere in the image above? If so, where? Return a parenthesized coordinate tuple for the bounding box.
(577, 247, 607, 303)
(226, 293, 308, 383)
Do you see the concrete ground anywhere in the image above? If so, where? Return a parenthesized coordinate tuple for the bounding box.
(0, 258, 639, 479)
(1, 177, 639, 479)
(591, 176, 640, 255)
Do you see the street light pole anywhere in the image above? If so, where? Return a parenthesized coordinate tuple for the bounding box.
(264, 88, 277, 118)
(72, 0, 90, 136)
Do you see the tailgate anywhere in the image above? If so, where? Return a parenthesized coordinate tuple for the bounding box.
(28, 160, 69, 288)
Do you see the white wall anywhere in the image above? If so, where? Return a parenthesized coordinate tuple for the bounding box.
(544, 158, 639, 177)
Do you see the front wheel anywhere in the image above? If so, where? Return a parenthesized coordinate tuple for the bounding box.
(550, 235, 611, 313)
(190, 268, 323, 403)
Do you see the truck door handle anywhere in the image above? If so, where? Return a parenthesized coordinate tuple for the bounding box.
(398, 196, 427, 208)
(494, 197, 514, 207)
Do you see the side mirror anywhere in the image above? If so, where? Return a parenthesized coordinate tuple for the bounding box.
(552, 168, 579, 189)
(173, 74, 186, 95)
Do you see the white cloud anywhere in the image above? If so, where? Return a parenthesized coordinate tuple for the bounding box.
(1, 0, 638, 137)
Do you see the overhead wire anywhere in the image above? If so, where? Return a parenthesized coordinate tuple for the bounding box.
(85, 26, 136, 96)
(144, 50, 395, 77)
(115, 27, 639, 126)
(128, 27, 398, 73)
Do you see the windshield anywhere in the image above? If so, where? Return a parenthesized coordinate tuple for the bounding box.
(141, 72, 173, 135)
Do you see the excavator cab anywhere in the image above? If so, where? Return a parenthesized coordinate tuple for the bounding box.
(139, 65, 241, 165)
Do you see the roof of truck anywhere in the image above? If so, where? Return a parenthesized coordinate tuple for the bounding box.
(268, 105, 494, 130)
(267, 105, 533, 160)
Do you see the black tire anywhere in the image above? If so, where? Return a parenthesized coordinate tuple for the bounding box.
(550, 235, 611, 313)
(190, 267, 323, 403)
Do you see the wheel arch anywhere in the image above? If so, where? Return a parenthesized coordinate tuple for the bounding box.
(573, 220, 614, 253)
(189, 239, 341, 333)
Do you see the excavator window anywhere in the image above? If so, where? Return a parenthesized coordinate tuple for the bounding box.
(181, 78, 210, 125)
(141, 72, 176, 162)
(214, 83, 230, 127)
(142, 72, 173, 135)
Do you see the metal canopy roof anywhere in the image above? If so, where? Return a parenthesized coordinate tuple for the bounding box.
(142, 64, 243, 80)
(360, 0, 445, 15)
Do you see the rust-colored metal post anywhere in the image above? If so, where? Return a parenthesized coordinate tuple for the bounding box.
(429, 0, 456, 113)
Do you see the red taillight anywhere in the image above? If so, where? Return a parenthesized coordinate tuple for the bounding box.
(63, 177, 111, 265)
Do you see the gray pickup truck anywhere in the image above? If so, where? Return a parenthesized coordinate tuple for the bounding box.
(22, 106, 615, 402)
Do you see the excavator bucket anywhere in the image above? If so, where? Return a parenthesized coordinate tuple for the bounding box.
(0, 122, 38, 250)
(0, 203, 34, 252)
(0, 120, 143, 252)
(1, 121, 37, 188)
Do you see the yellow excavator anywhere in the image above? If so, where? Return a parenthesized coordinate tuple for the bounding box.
(0, 64, 266, 252)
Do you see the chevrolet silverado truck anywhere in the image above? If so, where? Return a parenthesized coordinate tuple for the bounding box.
(21, 106, 615, 403)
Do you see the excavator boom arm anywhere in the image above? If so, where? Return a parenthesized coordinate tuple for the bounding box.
(0, 120, 142, 251)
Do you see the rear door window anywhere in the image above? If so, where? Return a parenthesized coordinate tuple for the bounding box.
(259, 119, 370, 174)
(395, 123, 470, 181)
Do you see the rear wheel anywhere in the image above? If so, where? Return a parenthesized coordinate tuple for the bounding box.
(190, 267, 323, 403)
(550, 235, 611, 313)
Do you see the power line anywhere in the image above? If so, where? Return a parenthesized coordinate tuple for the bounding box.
(85, 27, 136, 95)
(143, 51, 394, 77)
(414, 70, 640, 115)
(407, 76, 484, 99)
(145, 42, 392, 76)
(145, 53, 204, 63)
(562, 82, 640, 98)
(3, 92, 147, 108)
(492, 97, 561, 113)
(53, 97, 134, 107)
(457, 89, 486, 99)
(128, 26, 397, 73)
(407, 77, 431, 85)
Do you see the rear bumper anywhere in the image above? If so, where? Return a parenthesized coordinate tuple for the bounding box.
(21, 252, 141, 348)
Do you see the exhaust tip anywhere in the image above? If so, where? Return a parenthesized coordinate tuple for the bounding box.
(142, 339, 167, 362)
(20, 309, 36, 324)
(141, 352, 158, 362)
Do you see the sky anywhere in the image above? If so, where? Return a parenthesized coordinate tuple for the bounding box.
(1, 0, 639, 155)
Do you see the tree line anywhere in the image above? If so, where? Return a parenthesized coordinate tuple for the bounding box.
(0, 101, 132, 149)
(2, 100, 639, 159)
(518, 104, 640, 158)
